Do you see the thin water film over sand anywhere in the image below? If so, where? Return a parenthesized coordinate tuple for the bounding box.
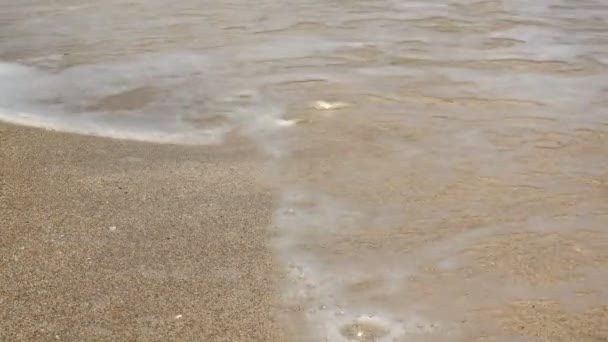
(1, 0, 608, 341)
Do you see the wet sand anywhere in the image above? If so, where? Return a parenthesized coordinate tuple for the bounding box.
(0, 122, 283, 341)
(271, 100, 608, 341)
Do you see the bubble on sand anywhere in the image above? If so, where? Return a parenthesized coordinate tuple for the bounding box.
(340, 316, 391, 341)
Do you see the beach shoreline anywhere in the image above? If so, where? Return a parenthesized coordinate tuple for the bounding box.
(2, 0, 608, 338)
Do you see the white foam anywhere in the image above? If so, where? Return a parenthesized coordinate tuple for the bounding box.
(0, 108, 228, 145)
(0, 58, 298, 149)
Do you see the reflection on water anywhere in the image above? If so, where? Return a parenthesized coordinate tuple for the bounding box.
(1, 0, 607, 340)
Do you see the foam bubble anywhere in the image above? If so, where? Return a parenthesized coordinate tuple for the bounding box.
(339, 316, 394, 341)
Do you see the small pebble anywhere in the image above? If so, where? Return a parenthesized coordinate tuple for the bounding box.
(175, 314, 183, 319)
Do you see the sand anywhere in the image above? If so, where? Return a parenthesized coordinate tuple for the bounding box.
(3, 122, 608, 342)
(0, 122, 283, 341)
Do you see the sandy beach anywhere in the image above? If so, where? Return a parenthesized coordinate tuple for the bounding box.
(0, 122, 283, 341)
(2, 0, 608, 340)
(3, 121, 608, 341)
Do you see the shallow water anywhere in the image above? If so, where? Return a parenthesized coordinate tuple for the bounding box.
(2, 0, 608, 340)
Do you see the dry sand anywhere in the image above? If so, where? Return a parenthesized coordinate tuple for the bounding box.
(0, 122, 284, 341)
